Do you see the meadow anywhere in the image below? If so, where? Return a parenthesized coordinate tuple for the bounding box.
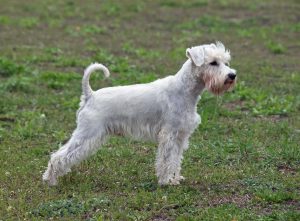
(0, 0, 299, 220)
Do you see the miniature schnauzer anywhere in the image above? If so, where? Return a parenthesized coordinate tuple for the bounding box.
(43, 42, 236, 186)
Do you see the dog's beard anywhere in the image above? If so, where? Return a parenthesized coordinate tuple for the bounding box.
(203, 73, 236, 95)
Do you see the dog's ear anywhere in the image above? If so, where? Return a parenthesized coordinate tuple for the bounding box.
(186, 46, 205, 67)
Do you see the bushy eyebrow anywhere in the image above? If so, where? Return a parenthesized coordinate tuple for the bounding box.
(207, 58, 229, 64)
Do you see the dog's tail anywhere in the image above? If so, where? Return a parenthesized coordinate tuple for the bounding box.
(82, 63, 110, 98)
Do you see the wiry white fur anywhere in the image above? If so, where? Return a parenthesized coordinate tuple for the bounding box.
(43, 42, 236, 186)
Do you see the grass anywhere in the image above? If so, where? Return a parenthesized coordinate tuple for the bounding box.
(0, 0, 299, 220)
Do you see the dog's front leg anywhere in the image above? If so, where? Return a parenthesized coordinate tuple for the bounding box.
(155, 130, 185, 185)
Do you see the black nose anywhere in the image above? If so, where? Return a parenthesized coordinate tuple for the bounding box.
(228, 73, 236, 80)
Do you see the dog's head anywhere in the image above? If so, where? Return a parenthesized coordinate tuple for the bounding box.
(186, 42, 236, 95)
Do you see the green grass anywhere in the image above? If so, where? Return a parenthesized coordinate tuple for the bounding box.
(0, 0, 299, 220)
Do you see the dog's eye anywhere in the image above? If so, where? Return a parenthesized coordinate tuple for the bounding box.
(210, 61, 218, 66)
(225, 63, 229, 66)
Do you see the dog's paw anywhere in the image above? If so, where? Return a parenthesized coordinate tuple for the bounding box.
(168, 178, 181, 185)
(176, 175, 185, 181)
(42, 169, 59, 186)
(42, 176, 58, 186)
(158, 176, 183, 186)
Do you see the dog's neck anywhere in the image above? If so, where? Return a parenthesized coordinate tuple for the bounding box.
(175, 59, 206, 100)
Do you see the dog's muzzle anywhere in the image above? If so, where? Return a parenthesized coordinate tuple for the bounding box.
(225, 73, 236, 84)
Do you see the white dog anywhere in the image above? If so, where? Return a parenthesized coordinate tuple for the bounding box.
(43, 42, 236, 186)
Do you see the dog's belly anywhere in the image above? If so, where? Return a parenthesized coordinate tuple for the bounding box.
(104, 108, 163, 141)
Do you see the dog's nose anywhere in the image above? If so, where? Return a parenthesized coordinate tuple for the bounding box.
(228, 73, 236, 80)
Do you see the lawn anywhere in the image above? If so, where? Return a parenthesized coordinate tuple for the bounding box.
(0, 0, 299, 220)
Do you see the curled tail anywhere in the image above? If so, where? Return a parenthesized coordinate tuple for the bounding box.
(82, 63, 110, 99)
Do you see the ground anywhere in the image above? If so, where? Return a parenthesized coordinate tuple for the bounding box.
(0, 0, 299, 220)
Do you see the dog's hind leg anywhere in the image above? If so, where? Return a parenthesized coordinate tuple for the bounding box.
(43, 124, 107, 186)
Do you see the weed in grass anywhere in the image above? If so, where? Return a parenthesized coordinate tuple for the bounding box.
(122, 42, 161, 59)
(30, 196, 110, 219)
(62, 96, 80, 111)
(18, 17, 39, 29)
(290, 22, 300, 32)
(251, 95, 294, 116)
(47, 18, 64, 28)
(0, 57, 25, 77)
(127, 2, 145, 12)
(266, 41, 286, 54)
(81, 25, 107, 35)
(0, 15, 10, 25)
(44, 47, 63, 56)
(93, 50, 116, 65)
(13, 110, 48, 139)
(177, 15, 245, 33)
(65, 26, 81, 37)
(161, 0, 208, 8)
(66, 25, 107, 37)
(38, 48, 86, 67)
(40, 71, 81, 90)
(237, 29, 253, 38)
(224, 81, 298, 116)
(101, 2, 121, 16)
(60, 1, 83, 18)
(55, 57, 84, 68)
(255, 189, 298, 204)
(0, 76, 35, 93)
(0, 97, 15, 115)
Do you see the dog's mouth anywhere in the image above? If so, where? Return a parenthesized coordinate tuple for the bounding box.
(224, 78, 236, 85)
